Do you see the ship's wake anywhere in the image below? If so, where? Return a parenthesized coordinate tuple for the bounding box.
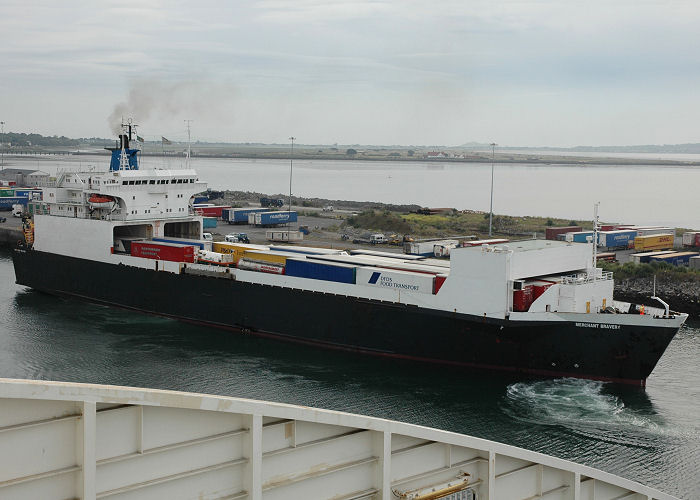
(501, 378, 687, 446)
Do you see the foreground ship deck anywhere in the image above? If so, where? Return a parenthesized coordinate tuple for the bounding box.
(0, 379, 678, 500)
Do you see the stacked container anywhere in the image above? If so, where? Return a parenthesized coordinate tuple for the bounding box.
(545, 226, 582, 240)
(634, 234, 674, 251)
(130, 241, 195, 263)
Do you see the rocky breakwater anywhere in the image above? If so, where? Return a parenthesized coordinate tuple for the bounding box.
(614, 277, 700, 319)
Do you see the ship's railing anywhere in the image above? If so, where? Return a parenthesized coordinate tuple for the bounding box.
(0, 379, 678, 500)
(560, 271, 613, 285)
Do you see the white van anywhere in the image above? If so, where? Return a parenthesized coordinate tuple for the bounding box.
(369, 233, 386, 244)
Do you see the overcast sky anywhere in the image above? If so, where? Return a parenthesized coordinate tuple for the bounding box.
(1, 0, 699, 146)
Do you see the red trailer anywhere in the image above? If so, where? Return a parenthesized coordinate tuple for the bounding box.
(130, 241, 196, 263)
(545, 226, 582, 240)
(194, 205, 231, 218)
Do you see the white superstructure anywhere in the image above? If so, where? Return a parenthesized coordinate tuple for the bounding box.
(0, 379, 678, 500)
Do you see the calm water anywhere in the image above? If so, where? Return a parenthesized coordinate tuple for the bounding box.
(0, 250, 698, 498)
(7, 154, 700, 228)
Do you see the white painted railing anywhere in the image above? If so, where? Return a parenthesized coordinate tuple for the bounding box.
(0, 379, 676, 500)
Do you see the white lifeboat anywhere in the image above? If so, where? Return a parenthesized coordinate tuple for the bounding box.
(88, 193, 116, 208)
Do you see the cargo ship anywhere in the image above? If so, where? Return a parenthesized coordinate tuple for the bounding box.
(11, 125, 688, 386)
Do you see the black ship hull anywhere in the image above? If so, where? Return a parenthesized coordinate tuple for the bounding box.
(12, 249, 679, 385)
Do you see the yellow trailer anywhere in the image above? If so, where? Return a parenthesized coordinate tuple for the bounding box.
(212, 242, 268, 263)
(242, 250, 294, 265)
(634, 233, 675, 251)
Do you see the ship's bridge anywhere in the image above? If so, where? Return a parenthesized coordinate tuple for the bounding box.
(34, 168, 207, 222)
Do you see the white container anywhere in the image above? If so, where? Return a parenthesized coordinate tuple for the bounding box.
(682, 232, 699, 246)
(266, 230, 304, 242)
(433, 242, 458, 257)
(237, 258, 285, 274)
(197, 250, 234, 264)
(356, 266, 435, 294)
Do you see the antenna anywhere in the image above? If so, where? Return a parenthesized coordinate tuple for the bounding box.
(488, 142, 497, 237)
(184, 120, 193, 169)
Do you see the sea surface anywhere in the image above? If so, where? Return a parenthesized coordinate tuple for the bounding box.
(6, 154, 700, 228)
(0, 250, 698, 498)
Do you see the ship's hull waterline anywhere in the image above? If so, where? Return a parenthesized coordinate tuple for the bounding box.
(13, 248, 677, 385)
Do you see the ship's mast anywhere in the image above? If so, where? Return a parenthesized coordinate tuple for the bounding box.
(592, 202, 600, 270)
(185, 119, 192, 169)
(119, 121, 130, 171)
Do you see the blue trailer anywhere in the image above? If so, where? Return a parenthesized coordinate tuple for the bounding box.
(0, 196, 28, 210)
(565, 231, 594, 243)
(193, 196, 209, 205)
(227, 208, 268, 224)
(598, 230, 637, 249)
(203, 217, 217, 229)
(649, 252, 699, 266)
(152, 237, 206, 250)
(285, 258, 356, 284)
(250, 211, 298, 226)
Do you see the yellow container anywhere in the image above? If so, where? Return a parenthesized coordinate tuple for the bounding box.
(212, 243, 263, 263)
(242, 250, 289, 265)
(634, 233, 674, 251)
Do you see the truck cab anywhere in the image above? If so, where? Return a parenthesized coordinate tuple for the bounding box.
(370, 234, 386, 245)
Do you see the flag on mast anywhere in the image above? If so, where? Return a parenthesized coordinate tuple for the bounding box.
(161, 137, 172, 145)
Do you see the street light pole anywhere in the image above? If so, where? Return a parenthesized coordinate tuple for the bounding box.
(488, 142, 497, 237)
(0, 121, 5, 171)
(288, 137, 295, 227)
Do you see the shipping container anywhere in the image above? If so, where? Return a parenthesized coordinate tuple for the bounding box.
(564, 231, 594, 243)
(433, 242, 458, 257)
(193, 196, 209, 204)
(690, 256, 700, 270)
(697, 233, 700, 248)
(545, 226, 582, 240)
(682, 231, 700, 247)
(152, 237, 208, 250)
(308, 253, 449, 275)
(270, 245, 344, 255)
(202, 217, 217, 229)
(236, 258, 285, 274)
(226, 207, 268, 224)
(649, 252, 699, 266)
(599, 225, 615, 231)
(350, 249, 426, 260)
(242, 250, 296, 265)
(249, 211, 298, 226)
(130, 240, 195, 263)
(634, 233, 674, 251)
(193, 204, 230, 218)
(404, 239, 458, 256)
(631, 251, 675, 264)
(635, 227, 674, 237)
(211, 242, 269, 263)
(285, 258, 356, 284)
(513, 286, 534, 312)
(595, 252, 616, 262)
(266, 230, 304, 242)
(461, 239, 509, 247)
(597, 230, 637, 248)
(197, 250, 234, 265)
(356, 266, 436, 294)
(0, 196, 28, 210)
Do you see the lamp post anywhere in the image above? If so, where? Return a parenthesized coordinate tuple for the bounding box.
(0, 121, 5, 170)
(488, 142, 497, 237)
(288, 137, 296, 227)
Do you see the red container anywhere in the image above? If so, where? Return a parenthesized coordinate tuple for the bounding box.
(532, 283, 553, 300)
(600, 225, 615, 231)
(696, 234, 700, 247)
(513, 286, 534, 312)
(545, 226, 582, 240)
(131, 241, 195, 263)
(195, 205, 231, 218)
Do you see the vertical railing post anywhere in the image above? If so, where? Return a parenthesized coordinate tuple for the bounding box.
(80, 401, 96, 500)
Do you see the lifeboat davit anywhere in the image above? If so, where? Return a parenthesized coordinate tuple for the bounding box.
(88, 193, 115, 208)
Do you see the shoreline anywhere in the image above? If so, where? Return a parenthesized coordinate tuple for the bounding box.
(2, 150, 700, 167)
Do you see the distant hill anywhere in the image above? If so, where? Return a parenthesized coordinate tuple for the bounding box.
(0, 132, 111, 147)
